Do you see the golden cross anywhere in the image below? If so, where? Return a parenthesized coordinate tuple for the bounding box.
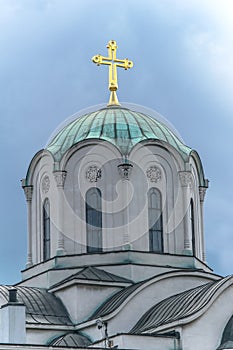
(92, 40, 133, 106)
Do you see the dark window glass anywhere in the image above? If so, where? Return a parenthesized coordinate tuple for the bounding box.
(86, 188, 102, 253)
(43, 198, 50, 260)
(148, 188, 163, 253)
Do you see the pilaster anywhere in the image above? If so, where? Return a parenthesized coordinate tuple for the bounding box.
(199, 186, 207, 262)
(179, 171, 193, 256)
(53, 170, 67, 255)
(22, 182, 33, 268)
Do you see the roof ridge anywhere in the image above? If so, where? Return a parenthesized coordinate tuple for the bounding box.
(50, 266, 132, 290)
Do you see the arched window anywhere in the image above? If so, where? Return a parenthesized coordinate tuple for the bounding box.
(190, 199, 195, 256)
(43, 198, 50, 261)
(86, 188, 102, 253)
(148, 188, 163, 253)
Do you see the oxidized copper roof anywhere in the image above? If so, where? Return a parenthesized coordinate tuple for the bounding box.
(47, 106, 191, 161)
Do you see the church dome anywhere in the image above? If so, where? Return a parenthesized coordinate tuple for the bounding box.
(47, 106, 191, 161)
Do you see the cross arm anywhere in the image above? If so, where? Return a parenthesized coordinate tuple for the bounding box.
(115, 58, 133, 70)
(92, 54, 112, 66)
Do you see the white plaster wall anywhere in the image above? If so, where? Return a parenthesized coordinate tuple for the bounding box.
(26, 328, 67, 346)
(130, 142, 186, 255)
(91, 334, 177, 350)
(182, 283, 233, 350)
(62, 140, 193, 255)
(30, 152, 59, 265)
(108, 273, 218, 336)
(0, 305, 26, 344)
(26, 138, 206, 266)
(54, 283, 122, 323)
(63, 142, 123, 254)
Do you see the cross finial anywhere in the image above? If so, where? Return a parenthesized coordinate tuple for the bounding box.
(92, 40, 133, 106)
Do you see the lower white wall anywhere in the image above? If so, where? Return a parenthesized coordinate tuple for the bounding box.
(0, 304, 26, 344)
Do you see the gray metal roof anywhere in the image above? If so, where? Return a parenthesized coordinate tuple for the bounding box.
(0, 285, 72, 326)
(130, 276, 232, 334)
(89, 280, 144, 320)
(51, 266, 132, 290)
(217, 315, 233, 349)
(88, 270, 214, 321)
(50, 332, 91, 347)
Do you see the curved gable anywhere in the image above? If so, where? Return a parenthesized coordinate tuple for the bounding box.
(130, 275, 233, 334)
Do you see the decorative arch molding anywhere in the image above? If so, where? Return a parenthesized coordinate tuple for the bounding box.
(130, 142, 190, 255)
(24, 149, 54, 186)
(188, 154, 208, 262)
(59, 138, 122, 171)
(130, 139, 190, 169)
(189, 150, 208, 188)
(61, 143, 123, 255)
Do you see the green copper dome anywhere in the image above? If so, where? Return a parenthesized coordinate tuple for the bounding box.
(47, 106, 191, 161)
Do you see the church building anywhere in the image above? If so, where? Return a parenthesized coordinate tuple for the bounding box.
(0, 40, 232, 350)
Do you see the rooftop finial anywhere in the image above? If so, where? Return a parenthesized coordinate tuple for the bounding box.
(92, 40, 133, 106)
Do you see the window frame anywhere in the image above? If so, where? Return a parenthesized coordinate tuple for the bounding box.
(86, 187, 103, 253)
(43, 198, 51, 261)
(148, 187, 164, 253)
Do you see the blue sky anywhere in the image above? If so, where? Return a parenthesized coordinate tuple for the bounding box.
(0, 0, 233, 284)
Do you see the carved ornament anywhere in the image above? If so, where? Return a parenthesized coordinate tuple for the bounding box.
(199, 187, 207, 202)
(86, 166, 102, 183)
(146, 166, 162, 183)
(179, 171, 193, 188)
(42, 175, 50, 194)
(53, 171, 67, 188)
(23, 186, 33, 201)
